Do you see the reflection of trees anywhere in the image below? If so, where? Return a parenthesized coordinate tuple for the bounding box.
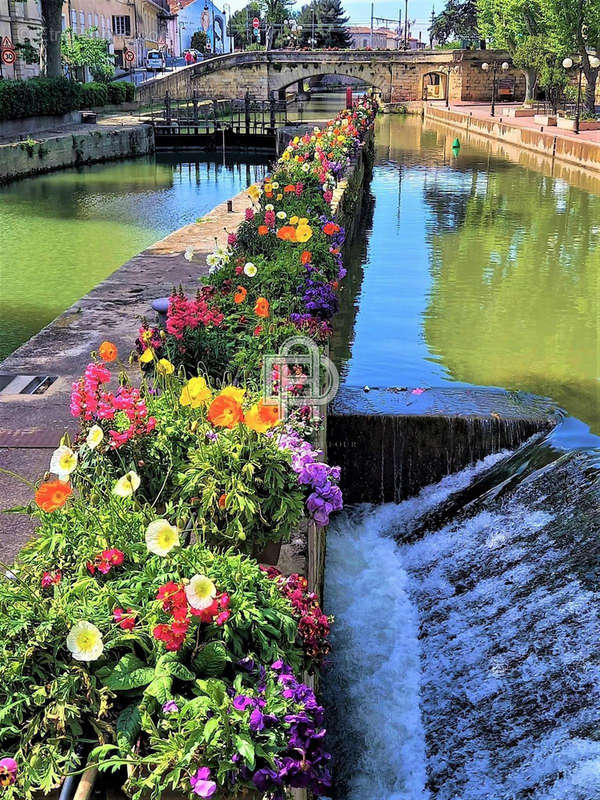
(423, 166, 600, 430)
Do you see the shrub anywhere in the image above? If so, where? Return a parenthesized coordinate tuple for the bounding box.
(106, 81, 129, 105)
(78, 81, 109, 108)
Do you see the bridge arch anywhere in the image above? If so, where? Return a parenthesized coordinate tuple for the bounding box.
(268, 66, 388, 100)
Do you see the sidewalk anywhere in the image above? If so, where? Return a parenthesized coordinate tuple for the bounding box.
(449, 101, 600, 144)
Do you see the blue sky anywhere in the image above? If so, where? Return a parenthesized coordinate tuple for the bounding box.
(225, 0, 436, 41)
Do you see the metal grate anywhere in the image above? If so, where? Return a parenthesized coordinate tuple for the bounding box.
(0, 375, 57, 395)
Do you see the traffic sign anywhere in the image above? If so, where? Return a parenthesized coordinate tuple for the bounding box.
(124, 49, 135, 63)
(1, 36, 14, 50)
(252, 17, 260, 28)
(1, 49, 16, 65)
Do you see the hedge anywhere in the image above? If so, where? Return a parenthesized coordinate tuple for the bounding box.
(0, 77, 135, 121)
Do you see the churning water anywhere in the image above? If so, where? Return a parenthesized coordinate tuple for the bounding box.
(323, 443, 600, 800)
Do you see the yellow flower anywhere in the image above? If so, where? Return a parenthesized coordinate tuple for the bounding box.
(113, 471, 141, 498)
(298, 217, 308, 225)
(185, 574, 217, 610)
(50, 445, 77, 480)
(219, 385, 245, 403)
(139, 348, 154, 364)
(247, 184, 261, 200)
(67, 621, 103, 661)
(86, 425, 104, 450)
(180, 376, 212, 408)
(276, 193, 283, 201)
(296, 224, 313, 243)
(145, 519, 180, 556)
(289, 215, 299, 225)
(156, 358, 174, 376)
(281, 151, 290, 162)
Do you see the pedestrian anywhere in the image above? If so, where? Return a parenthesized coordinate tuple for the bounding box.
(184, 50, 193, 66)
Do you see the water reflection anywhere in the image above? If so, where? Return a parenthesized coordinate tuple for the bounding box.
(334, 115, 600, 434)
(0, 152, 269, 360)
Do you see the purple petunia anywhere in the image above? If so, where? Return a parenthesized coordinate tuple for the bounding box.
(190, 767, 217, 798)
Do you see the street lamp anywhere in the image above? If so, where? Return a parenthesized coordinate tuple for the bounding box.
(482, 59, 509, 117)
(563, 53, 600, 134)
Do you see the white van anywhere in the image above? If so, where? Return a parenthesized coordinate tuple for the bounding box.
(146, 50, 166, 72)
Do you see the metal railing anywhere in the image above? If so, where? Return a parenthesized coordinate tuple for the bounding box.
(141, 93, 289, 135)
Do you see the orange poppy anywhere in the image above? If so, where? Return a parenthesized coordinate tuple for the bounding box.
(245, 400, 281, 433)
(207, 394, 244, 429)
(218, 493, 227, 509)
(265, 189, 273, 198)
(234, 286, 247, 304)
(258, 225, 269, 236)
(323, 222, 340, 236)
(35, 480, 73, 512)
(283, 184, 295, 193)
(254, 297, 270, 318)
(98, 341, 117, 362)
(276, 226, 297, 242)
(300, 250, 312, 264)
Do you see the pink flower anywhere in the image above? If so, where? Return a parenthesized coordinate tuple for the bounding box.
(190, 767, 217, 798)
(113, 607, 136, 630)
(227, 232, 237, 246)
(0, 757, 18, 787)
(41, 570, 61, 588)
(245, 207, 255, 221)
(411, 387, 426, 395)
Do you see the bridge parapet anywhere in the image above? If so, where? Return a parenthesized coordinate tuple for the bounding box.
(136, 49, 523, 106)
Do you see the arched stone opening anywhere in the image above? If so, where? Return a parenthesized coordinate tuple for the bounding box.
(272, 70, 384, 102)
(422, 70, 448, 101)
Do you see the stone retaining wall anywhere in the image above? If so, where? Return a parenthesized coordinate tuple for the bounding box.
(0, 124, 155, 184)
(424, 103, 600, 173)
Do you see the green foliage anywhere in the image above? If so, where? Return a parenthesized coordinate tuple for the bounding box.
(297, 0, 352, 48)
(0, 76, 133, 121)
(190, 30, 208, 52)
(227, 2, 261, 50)
(61, 28, 115, 81)
(431, 0, 480, 46)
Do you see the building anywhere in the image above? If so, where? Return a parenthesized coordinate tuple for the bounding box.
(61, 0, 173, 68)
(348, 25, 425, 51)
(0, 0, 43, 79)
(168, 0, 229, 57)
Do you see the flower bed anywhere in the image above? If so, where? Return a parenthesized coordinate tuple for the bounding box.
(0, 97, 377, 800)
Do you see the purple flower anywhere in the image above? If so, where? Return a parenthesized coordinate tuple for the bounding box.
(252, 767, 281, 791)
(162, 700, 179, 713)
(297, 461, 330, 488)
(190, 767, 217, 798)
(233, 694, 255, 711)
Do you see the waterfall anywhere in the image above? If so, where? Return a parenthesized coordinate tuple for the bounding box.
(323, 446, 600, 799)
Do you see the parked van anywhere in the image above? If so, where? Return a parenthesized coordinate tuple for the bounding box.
(146, 50, 166, 72)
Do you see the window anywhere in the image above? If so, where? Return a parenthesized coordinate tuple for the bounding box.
(112, 15, 131, 36)
(79, 11, 85, 31)
(70, 9, 77, 30)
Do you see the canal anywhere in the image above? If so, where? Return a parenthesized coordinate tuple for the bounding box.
(0, 152, 269, 361)
(331, 113, 600, 436)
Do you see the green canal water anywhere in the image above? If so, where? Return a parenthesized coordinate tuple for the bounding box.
(0, 152, 269, 361)
(332, 114, 600, 435)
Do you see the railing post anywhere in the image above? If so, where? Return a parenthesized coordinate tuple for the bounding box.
(245, 91, 251, 136)
(269, 97, 276, 132)
(165, 91, 171, 125)
(192, 90, 198, 124)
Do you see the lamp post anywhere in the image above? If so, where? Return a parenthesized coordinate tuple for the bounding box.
(562, 53, 600, 134)
(446, 64, 451, 108)
(482, 59, 509, 117)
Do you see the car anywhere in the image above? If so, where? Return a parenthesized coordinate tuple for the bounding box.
(146, 50, 166, 72)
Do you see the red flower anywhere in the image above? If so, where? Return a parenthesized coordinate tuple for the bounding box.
(113, 607, 136, 630)
(322, 222, 340, 236)
(301, 250, 312, 265)
(253, 325, 262, 336)
(41, 570, 61, 588)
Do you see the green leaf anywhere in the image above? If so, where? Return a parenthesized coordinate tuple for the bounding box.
(164, 661, 196, 681)
(103, 654, 155, 691)
(144, 676, 172, 705)
(203, 716, 219, 743)
(117, 704, 142, 753)
(235, 734, 255, 769)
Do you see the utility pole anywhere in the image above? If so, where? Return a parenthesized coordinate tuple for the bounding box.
(370, 1, 374, 48)
(398, 7, 402, 48)
(429, 5, 435, 48)
(403, 0, 408, 48)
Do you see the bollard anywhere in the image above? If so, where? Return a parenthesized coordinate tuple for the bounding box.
(227, 200, 233, 212)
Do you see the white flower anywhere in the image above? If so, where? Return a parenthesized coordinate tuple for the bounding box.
(145, 519, 180, 556)
(86, 425, 104, 450)
(50, 445, 77, 480)
(185, 574, 217, 610)
(113, 471, 141, 497)
(276, 211, 287, 220)
(271, 181, 280, 189)
(265, 204, 274, 211)
(184, 247, 194, 262)
(244, 262, 257, 277)
(206, 252, 221, 268)
(302, 163, 311, 172)
(67, 621, 104, 661)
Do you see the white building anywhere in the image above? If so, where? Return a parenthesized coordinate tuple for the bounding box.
(169, 0, 229, 57)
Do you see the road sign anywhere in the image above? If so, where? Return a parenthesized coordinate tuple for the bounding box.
(1, 36, 14, 50)
(254, 27, 260, 38)
(252, 17, 260, 28)
(1, 49, 16, 65)
(124, 49, 135, 63)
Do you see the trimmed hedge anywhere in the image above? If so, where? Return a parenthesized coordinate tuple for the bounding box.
(0, 77, 135, 121)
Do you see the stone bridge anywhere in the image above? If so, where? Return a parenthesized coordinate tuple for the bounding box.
(137, 49, 525, 106)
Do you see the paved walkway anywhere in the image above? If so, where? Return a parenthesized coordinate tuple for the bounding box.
(0, 189, 248, 562)
(447, 101, 600, 144)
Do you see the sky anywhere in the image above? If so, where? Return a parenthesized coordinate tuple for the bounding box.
(225, 0, 436, 42)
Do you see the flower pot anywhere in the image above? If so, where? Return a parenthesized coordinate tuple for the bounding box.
(252, 540, 282, 566)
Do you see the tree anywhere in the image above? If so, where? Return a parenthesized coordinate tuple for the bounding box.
(259, 0, 294, 49)
(227, 3, 262, 50)
(542, 0, 600, 115)
(430, 0, 482, 47)
(477, 0, 545, 100)
(40, 0, 64, 76)
(316, 0, 352, 47)
(61, 28, 115, 81)
(190, 30, 208, 52)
